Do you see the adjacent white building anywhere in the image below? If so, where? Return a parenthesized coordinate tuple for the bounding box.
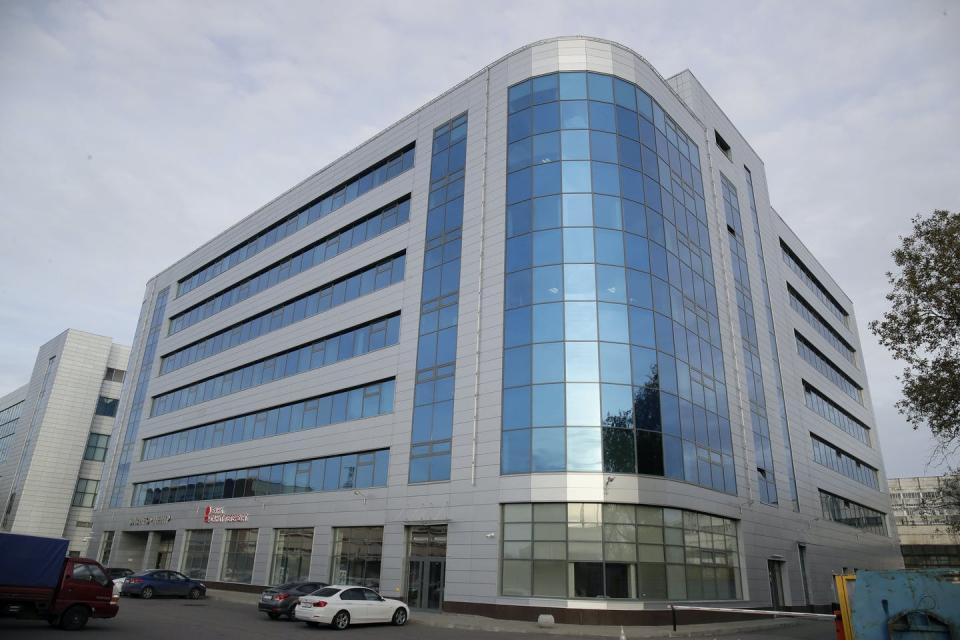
(89, 37, 900, 622)
(0, 329, 130, 556)
(889, 475, 960, 568)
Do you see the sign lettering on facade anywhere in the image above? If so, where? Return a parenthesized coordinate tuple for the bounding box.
(203, 505, 249, 523)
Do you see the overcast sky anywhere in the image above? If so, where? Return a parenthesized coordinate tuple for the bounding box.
(1, 1, 957, 477)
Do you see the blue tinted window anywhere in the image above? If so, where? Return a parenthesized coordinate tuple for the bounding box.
(502, 429, 531, 474)
(602, 382, 634, 425)
(504, 346, 532, 387)
(562, 161, 591, 192)
(629, 308, 656, 348)
(532, 229, 562, 265)
(532, 384, 565, 426)
(504, 306, 532, 347)
(616, 106, 640, 140)
(532, 132, 561, 164)
(600, 343, 631, 384)
(593, 195, 621, 229)
(507, 138, 532, 171)
(565, 302, 598, 341)
(565, 341, 599, 382)
(620, 137, 642, 171)
(613, 78, 637, 109)
(506, 201, 532, 237)
(508, 110, 532, 143)
(562, 194, 592, 226)
(595, 231, 625, 267)
(532, 162, 561, 197)
(506, 168, 531, 204)
(590, 131, 618, 163)
(561, 130, 590, 160)
(564, 264, 596, 300)
(506, 235, 532, 272)
(588, 101, 616, 132)
(636, 88, 653, 121)
(533, 195, 562, 230)
(598, 302, 629, 343)
(533, 343, 564, 384)
(560, 100, 589, 129)
(592, 162, 620, 195)
(503, 387, 531, 429)
(532, 102, 560, 135)
(509, 80, 531, 113)
(532, 266, 563, 303)
(531, 74, 559, 104)
(566, 427, 602, 470)
(505, 269, 531, 309)
(559, 72, 587, 100)
(532, 428, 565, 471)
(587, 73, 613, 102)
(533, 303, 564, 342)
(564, 227, 594, 263)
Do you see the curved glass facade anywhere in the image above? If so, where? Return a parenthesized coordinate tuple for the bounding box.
(501, 72, 735, 494)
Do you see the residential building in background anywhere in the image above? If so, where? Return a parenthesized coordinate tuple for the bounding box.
(890, 475, 960, 568)
(90, 37, 899, 621)
(0, 329, 129, 556)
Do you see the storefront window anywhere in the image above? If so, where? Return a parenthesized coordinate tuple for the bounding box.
(330, 527, 382, 589)
(181, 530, 213, 579)
(502, 503, 740, 600)
(270, 528, 314, 584)
(221, 529, 258, 583)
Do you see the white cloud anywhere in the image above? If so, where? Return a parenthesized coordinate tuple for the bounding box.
(0, 0, 957, 475)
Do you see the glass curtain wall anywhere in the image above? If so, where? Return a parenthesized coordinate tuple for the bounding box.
(501, 503, 740, 600)
(408, 113, 468, 483)
(181, 530, 213, 579)
(270, 528, 314, 584)
(502, 72, 735, 493)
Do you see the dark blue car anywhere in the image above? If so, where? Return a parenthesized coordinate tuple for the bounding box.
(120, 570, 206, 599)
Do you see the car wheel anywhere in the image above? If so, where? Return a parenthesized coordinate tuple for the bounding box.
(331, 610, 350, 630)
(189, 588, 203, 600)
(267, 612, 281, 620)
(141, 586, 154, 600)
(391, 607, 408, 626)
(306, 621, 319, 628)
(59, 605, 89, 630)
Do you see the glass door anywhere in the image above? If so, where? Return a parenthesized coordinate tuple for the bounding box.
(405, 525, 447, 610)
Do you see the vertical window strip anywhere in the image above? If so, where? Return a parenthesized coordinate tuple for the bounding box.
(408, 113, 468, 484)
(109, 287, 169, 507)
(721, 175, 778, 505)
(177, 145, 416, 297)
(744, 168, 798, 512)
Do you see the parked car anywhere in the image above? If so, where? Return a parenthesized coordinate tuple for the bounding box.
(0, 532, 119, 630)
(120, 570, 205, 600)
(258, 581, 328, 620)
(294, 585, 408, 630)
(107, 568, 133, 590)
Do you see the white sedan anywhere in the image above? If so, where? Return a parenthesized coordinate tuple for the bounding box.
(295, 585, 409, 630)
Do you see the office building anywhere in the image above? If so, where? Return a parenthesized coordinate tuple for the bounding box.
(0, 329, 129, 556)
(890, 475, 960, 568)
(90, 37, 899, 621)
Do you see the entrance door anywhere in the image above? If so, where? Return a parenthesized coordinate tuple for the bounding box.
(155, 533, 175, 569)
(405, 525, 446, 610)
(768, 559, 785, 610)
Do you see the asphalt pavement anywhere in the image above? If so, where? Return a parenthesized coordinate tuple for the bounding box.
(0, 594, 834, 639)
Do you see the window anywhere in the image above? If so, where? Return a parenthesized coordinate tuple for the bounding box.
(95, 396, 119, 417)
(100, 531, 115, 565)
(104, 367, 126, 383)
(331, 527, 383, 589)
(176, 144, 416, 298)
(83, 433, 110, 461)
(502, 503, 740, 601)
(819, 490, 888, 536)
(810, 435, 879, 489)
(72, 478, 99, 507)
(270, 528, 314, 584)
(714, 131, 732, 161)
(181, 530, 212, 579)
(221, 529, 258, 583)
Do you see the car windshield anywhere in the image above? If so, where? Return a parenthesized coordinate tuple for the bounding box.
(311, 587, 341, 597)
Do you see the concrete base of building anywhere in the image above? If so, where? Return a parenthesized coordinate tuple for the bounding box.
(442, 600, 832, 626)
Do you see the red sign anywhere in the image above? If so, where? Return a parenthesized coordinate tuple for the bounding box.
(203, 505, 249, 523)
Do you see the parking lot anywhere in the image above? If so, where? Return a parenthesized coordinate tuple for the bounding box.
(0, 593, 833, 639)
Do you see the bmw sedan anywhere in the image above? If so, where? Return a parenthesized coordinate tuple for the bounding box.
(120, 570, 206, 599)
(295, 585, 409, 630)
(258, 581, 328, 619)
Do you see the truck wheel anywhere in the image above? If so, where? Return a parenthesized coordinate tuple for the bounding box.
(141, 586, 154, 599)
(59, 606, 89, 630)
